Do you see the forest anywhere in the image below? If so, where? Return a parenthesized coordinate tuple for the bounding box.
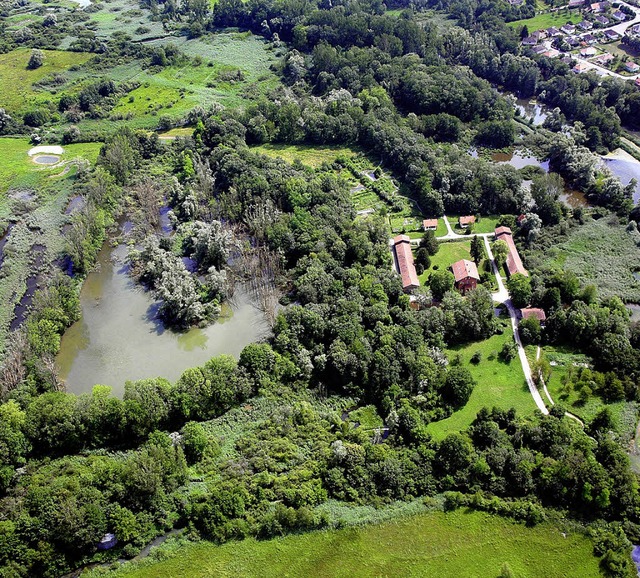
(0, 0, 640, 575)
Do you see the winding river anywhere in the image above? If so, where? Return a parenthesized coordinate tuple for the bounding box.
(56, 243, 270, 397)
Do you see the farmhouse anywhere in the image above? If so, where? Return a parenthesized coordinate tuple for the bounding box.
(392, 235, 420, 292)
(451, 259, 480, 294)
(520, 308, 547, 324)
(458, 215, 476, 228)
(423, 218, 438, 231)
(494, 226, 528, 277)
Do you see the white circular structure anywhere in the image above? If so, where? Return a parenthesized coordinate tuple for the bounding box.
(28, 145, 64, 156)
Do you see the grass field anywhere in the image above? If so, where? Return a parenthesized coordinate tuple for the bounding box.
(102, 510, 601, 578)
(508, 9, 580, 31)
(0, 48, 93, 113)
(252, 144, 357, 167)
(540, 217, 640, 302)
(428, 325, 537, 439)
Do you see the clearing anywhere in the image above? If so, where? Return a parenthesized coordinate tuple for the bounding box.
(427, 325, 537, 440)
(508, 10, 581, 32)
(103, 509, 601, 578)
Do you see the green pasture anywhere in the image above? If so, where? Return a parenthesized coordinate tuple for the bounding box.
(508, 10, 580, 32)
(252, 144, 358, 168)
(104, 509, 600, 578)
(428, 326, 537, 440)
(0, 48, 93, 113)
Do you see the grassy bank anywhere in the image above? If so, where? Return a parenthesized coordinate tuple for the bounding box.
(98, 509, 600, 578)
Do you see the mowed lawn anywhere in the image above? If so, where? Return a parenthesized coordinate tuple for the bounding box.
(251, 143, 358, 167)
(418, 240, 471, 284)
(448, 215, 500, 234)
(110, 510, 601, 578)
(508, 10, 580, 31)
(428, 326, 537, 440)
(0, 48, 93, 113)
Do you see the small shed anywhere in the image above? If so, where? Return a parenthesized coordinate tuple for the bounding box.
(423, 218, 438, 231)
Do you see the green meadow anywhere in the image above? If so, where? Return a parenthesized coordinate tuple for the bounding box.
(101, 510, 600, 578)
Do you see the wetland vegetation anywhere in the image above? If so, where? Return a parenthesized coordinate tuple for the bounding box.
(0, 0, 639, 574)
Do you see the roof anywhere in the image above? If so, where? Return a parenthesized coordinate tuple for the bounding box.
(520, 308, 547, 322)
(393, 237, 420, 290)
(451, 259, 480, 283)
(459, 215, 476, 225)
(423, 219, 438, 229)
(494, 227, 528, 277)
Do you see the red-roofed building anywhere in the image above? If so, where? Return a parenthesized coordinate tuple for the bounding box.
(459, 215, 476, 228)
(494, 227, 528, 277)
(393, 235, 420, 292)
(451, 259, 480, 294)
(520, 308, 547, 324)
(423, 219, 438, 231)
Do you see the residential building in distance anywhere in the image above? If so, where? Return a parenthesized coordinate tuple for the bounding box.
(604, 29, 620, 41)
(578, 20, 593, 30)
(625, 61, 640, 73)
(582, 33, 598, 44)
(451, 259, 480, 294)
(392, 235, 420, 292)
(573, 61, 590, 73)
(596, 14, 610, 25)
(561, 23, 577, 34)
(612, 10, 626, 21)
(494, 226, 528, 277)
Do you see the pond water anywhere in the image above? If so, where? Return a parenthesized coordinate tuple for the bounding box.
(490, 151, 550, 171)
(601, 153, 640, 205)
(56, 242, 271, 397)
(515, 98, 549, 126)
(33, 155, 60, 165)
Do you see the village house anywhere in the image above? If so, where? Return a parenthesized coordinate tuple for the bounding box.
(580, 46, 598, 57)
(561, 23, 577, 35)
(573, 61, 591, 73)
(532, 45, 547, 54)
(604, 29, 620, 41)
(546, 26, 562, 37)
(423, 219, 438, 231)
(565, 37, 580, 48)
(596, 14, 610, 25)
(578, 20, 593, 30)
(544, 48, 562, 58)
(451, 259, 480, 295)
(519, 308, 547, 325)
(569, 0, 586, 6)
(590, 1, 610, 13)
(625, 61, 640, 73)
(458, 215, 476, 228)
(392, 235, 420, 292)
(522, 35, 539, 46)
(592, 52, 614, 65)
(494, 226, 528, 277)
(612, 10, 626, 21)
(582, 33, 598, 44)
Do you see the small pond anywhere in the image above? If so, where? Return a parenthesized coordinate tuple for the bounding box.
(515, 98, 549, 126)
(601, 152, 640, 205)
(33, 155, 60, 165)
(490, 150, 550, 171)
(56, 242, 271, 397)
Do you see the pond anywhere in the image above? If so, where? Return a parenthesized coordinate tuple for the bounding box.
(515, 98, 548, 126)
(33, 155, 60, 165)
(56, 242, 271, 397)
(490, 150, 550, 171)
(601, 149, 640, 205)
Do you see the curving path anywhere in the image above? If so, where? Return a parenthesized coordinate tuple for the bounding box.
(483, 237, 549, 415)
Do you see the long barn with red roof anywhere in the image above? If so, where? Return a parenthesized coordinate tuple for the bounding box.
(393, 235, 420, 292)
(494, 226, 528, 277)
